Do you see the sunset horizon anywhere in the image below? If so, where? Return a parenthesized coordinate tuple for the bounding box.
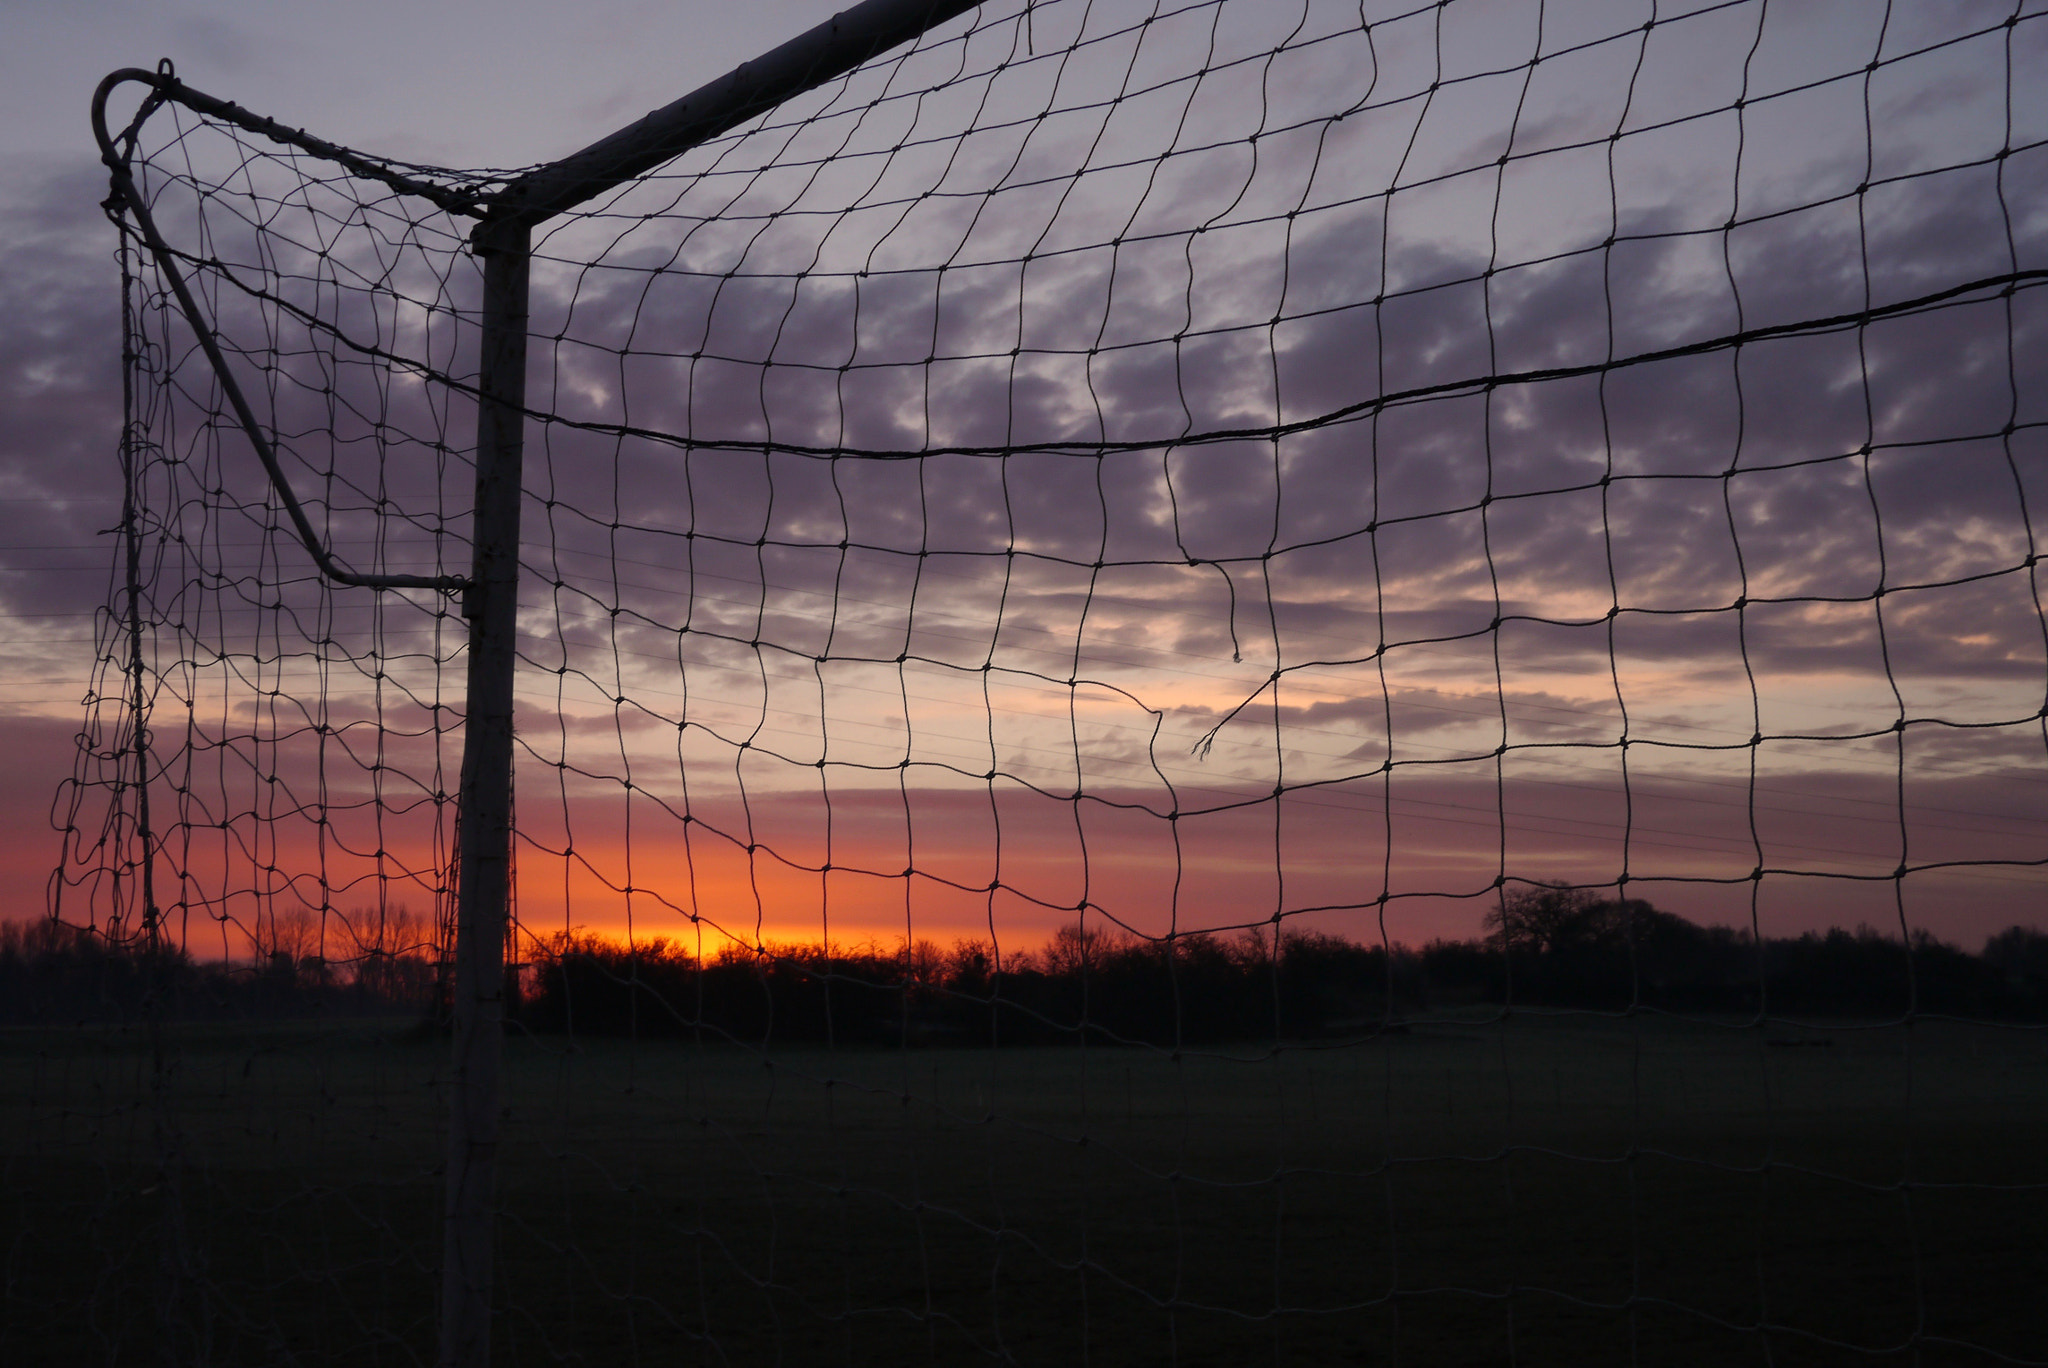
(5, 2, 2045, 1365)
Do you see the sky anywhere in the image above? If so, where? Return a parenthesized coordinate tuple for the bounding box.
(6, 0, 2047, 964)
(1, 0, 890, 946)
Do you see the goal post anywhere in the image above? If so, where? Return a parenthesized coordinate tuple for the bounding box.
(92, 5, 1006, 1364)
(53, 0, 2048, 1364)
(440, 222, 527, 1368)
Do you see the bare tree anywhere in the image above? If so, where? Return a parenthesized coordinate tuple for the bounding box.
(1486, 884, 1610, 957)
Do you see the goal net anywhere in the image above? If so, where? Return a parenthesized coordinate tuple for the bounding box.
(29, 1, 2048, 1364)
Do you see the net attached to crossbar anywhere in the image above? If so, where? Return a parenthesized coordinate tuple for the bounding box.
(30, 1, 2048, 1364)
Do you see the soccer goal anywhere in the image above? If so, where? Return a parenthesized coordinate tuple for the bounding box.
(32, 0, 2048, 1364)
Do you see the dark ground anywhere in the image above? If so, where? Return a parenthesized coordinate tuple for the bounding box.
(5, 1011, 2046, 1366)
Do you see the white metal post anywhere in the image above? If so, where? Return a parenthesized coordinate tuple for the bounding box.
(440, 221, 529, 1368)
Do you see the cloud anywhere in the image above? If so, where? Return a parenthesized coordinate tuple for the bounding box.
(0, 168, 127, 606)
(13, 1, 2046, 957)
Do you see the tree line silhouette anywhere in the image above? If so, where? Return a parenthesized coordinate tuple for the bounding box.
(9, 888, 2047, 1038)
(0, 907, 439, 1025)
(515, 886, 2048, 1045)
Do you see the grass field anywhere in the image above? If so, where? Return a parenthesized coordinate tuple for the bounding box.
(5, 1012, 2045, 1366)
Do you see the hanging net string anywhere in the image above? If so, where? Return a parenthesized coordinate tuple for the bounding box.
(41, 1, 2048, 1365)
